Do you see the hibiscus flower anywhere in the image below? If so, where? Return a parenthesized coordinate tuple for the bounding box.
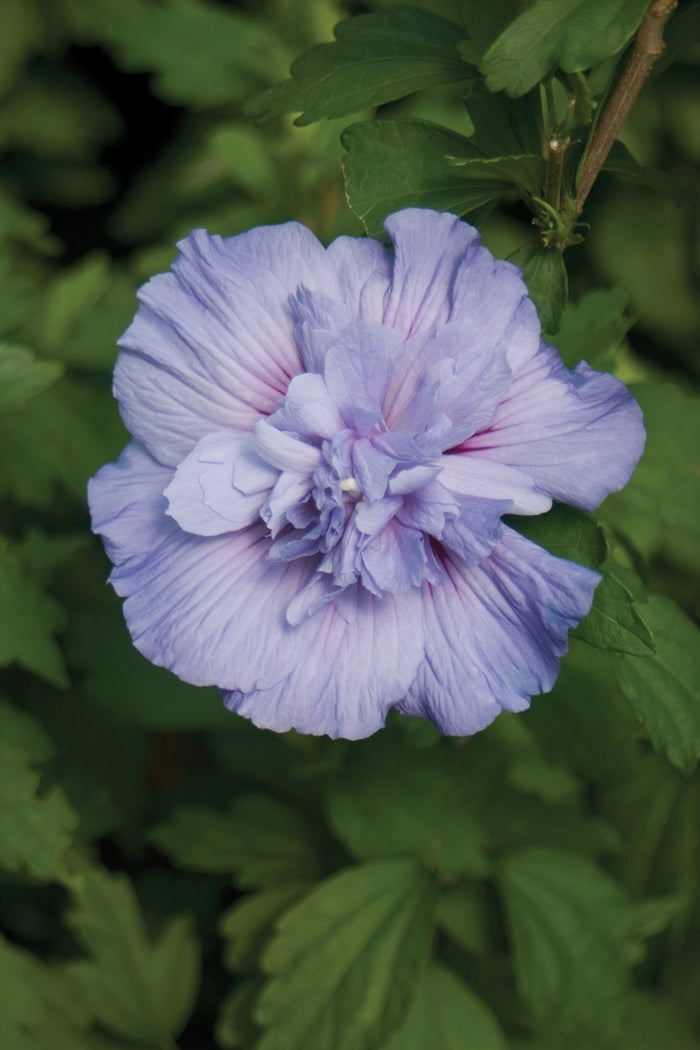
(89, 209, 644, 739)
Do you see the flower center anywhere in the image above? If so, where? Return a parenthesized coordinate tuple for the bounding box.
(338, 476, 362, 497)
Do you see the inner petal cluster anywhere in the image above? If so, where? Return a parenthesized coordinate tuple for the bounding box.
(164, 312, 511, 622)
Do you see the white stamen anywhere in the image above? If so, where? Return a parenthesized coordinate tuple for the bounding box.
(339, 476, 362, 495)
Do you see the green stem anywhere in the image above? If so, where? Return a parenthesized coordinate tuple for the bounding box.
(544, 136, 568, 211)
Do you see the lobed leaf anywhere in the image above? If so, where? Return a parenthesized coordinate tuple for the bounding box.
(220, 883, 312, 974)
(616, 596, 700, 774)
(255, 859, 437, 1050)
(343, 119, 540, 236)
(549, 286, 632, 370)
(107, 0, 278, 108)
(0, 377, 127, 507)
(384, 961, 509, 1050)
(498, 847, 633, 1039)
(0, 700, 78, 881)
(482, 0, 651, 97)
(246, 7, 472, 126)
(0, 932, 95, 1050)
(0, 344, 62, 409)
(65, 864, 200, 1044)
(150, 794, 329, 886)
(600, 383, 700, 564)
(0, 544, 68, 685)
(326, 735, 489, 880)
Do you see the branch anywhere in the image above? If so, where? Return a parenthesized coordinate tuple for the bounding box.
(575, 0, 677, 211)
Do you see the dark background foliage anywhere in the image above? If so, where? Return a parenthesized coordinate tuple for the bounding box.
(1, 1, 699, 1048)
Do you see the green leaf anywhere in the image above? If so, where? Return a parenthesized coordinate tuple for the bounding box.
(108, 0, 278, 108)
(0, 932, 95, 1050)
(510, 242, 568, 333)
(629, 894, 688, 952)
(459, 0, 522, 55)
(0, 542, 67, 685)
(326, 736, 489, 880)
(255, 859, 437, 1050)
(0, 377, 127, 507)
(464, 86, 543, 158)
(25, 255, 136, 369)
(653, 0, 700, 77)
(0, 0, 44, 101)
(0, 186, 60, 255)
(602, 141, 693, 206)
(220, 883, 311, 974)
(498, 847, 632, 1040)
(436, 883, 494, 956)
(600, 384, 700, 565)
(65, 864, 200, 1044)
(343, 120, 533, 236)
(576, 557, 654, 656)
(150, 795, 329, 886)
(482, 0, 650, 97)
(208, 124, 280, 199)
(616, 596, 700, 774)
(385, 961, 509, 1050)
(526, 643, 640, 786)
(216, 980, 263, 1050)
(619, 990, 700, 1050)
(0, 68, 121, 160)
(40, 253, 111, 352)
(246, 7, 471, 126)
(512, 504, 654, 656)
(549, 286, 632, 369)
(0, 344, 62, 409)
(0, 700, 78, 881)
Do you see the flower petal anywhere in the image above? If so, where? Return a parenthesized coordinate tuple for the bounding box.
(400, 527, 600, 734)
(251, 418, 322, 475)
(88, 441, 173, 568)
(462, 345, 646, 510)
(384, 322, 513, 439)
(382, 209, 481, 337)
(438, 454, 551, 516)
(164, 430, 276, 536)
(324, 321, 404, 434)
(269, 372, 344, 443)
(114, 223, 331, 465)
(449, 254, 541, 372)
(91, 445, 332, 692)
(223, 583, 425, 740)
(324, 234, 392, 323)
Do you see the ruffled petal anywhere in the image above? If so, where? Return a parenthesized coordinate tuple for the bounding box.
(358, 520, 427, 595)
(324, 235, 391, 324)
(382, 209, 481, 337)
(323, 321, 404, 435)
(269, 372, 344, 443)
(462, 344, 646, 510)
(223, 583, 424, 740)
(164, 430, 275, 536)
(399, 527, 600, 734)
(115, 223, 331, 465)
(438, 454, 551, 516)
(384, 323, 513, 440)
(88, 441, 173, 568)
(449, 253, 541, 372)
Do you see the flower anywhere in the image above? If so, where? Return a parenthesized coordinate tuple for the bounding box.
(88, 209, 644, 740)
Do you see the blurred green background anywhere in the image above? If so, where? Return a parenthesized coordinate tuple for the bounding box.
(1, 2, 699, 1049)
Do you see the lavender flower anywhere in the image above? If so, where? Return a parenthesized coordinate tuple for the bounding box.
(88, 209, 644, 739)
